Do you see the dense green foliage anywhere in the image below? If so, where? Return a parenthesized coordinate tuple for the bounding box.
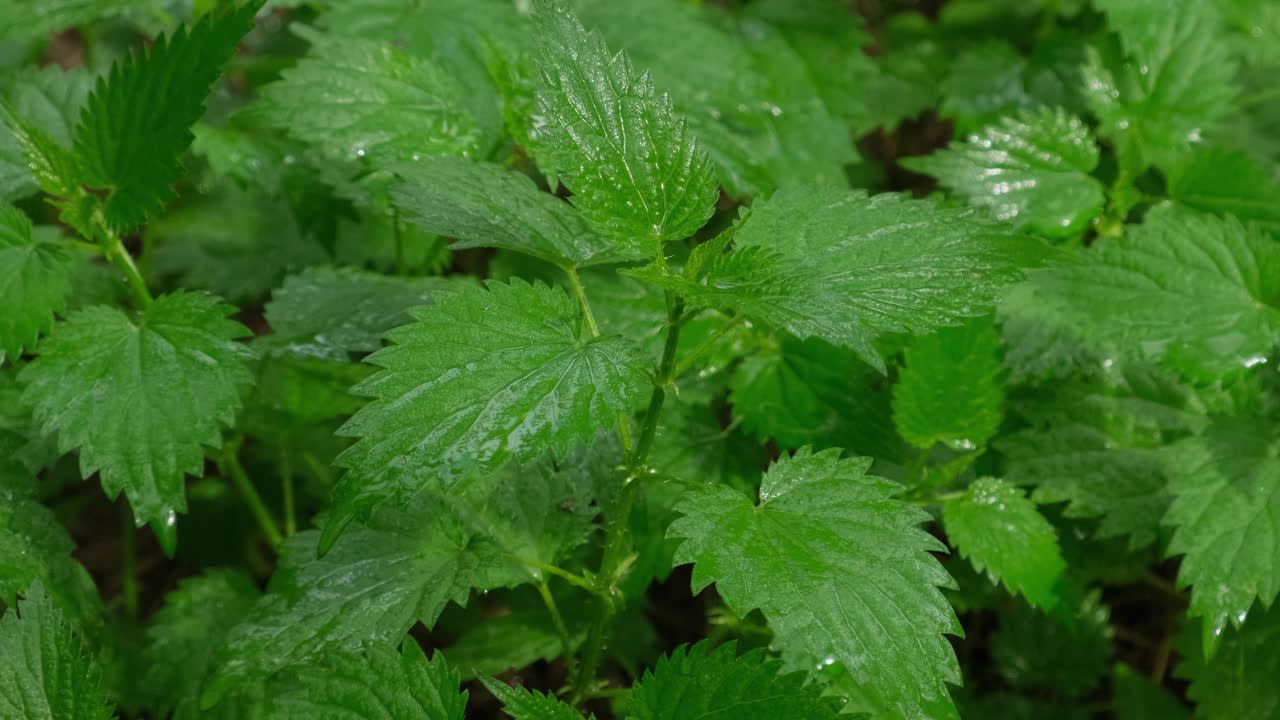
(1, 0, 1278, 717)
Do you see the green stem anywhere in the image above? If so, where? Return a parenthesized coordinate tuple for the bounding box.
(566, 264, 633, 456)
(68, 239, 103, 255)
(392, 208, 407, 276)
(564, 266, 601, 337)
(120, 503, 139, 620)
(221, 443, 284, 548)
(572, 294, 685, 704)
(671, 314, 742, 380)
(513, 556, 599, 594)
(536, 581, 575, 675)
(104, 231, 153, 308)
(279, 444, 297, 537)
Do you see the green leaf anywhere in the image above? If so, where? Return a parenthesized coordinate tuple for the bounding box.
(389, 158, 646, 268)
(991, 590, 1113, 698)
(1163, 416, 1280, 655)
(669, 448, 962, 719)
(893, 317, 1006, 451)
(480, 677, 585, 720)
(272, 640, 467, 720)
(324, 279, 647, 550)
(0, 66, 92, 202)
(998, 361, 1211, 550)
(997, 282, 1105, 386)
(572, 0, 858, 196)
(251, 25, 479, 165)
(902, 108, 1105, 238)
(1034, 206, 1280, 375)
(0, 205, 71, 364)
(0, 103, 91, 235)
(0, 483, 100, 628)
(443, 595, 585, 679)
(1167, 147, 1280, 234)
(263, 266, 441, 362)
(942, 477, 1065, 609)
(642, 186, 1029, 371)
(205, 454, 594, 703)
(628, 641, 842, 720)
(71, 0, 264, 233)
(0, 0, 142, 40)
(1112, 663, 1190, 720)
(1177, 605, 1280, 720)
(1086, 0, 1236, 171)
(1001, 426, 1168, 549)
(530, 0, 719, 248)
(728, 335, 904, 458)
(19, 292, 255, 543)
(149, 184, 330, 304)
(142, 570, 260, 720)
(0, 582, 113, 720)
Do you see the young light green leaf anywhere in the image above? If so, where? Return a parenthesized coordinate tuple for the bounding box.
(1167, 148, 1280, 234)
(530, 0, 719, 248)
(943, 477, 1065, 609)
(0, 66, 92, 202)
(388, 158, 647, 268)
(893, 317, 1005, 451)
(262, 266, 440, 362)
(1177, 605, 1280, 720)
(641, 186, 1029, 371)
(324, 279, 647, 551)
(142, 570, 260, 720)
(480, 677, 586, 720)
(1034, 206, 1280, 375)
(1163, 416, 1280, 656)
(251, 25, 479, 164)
(72, 0, 264, 233)
(0, 582, 113, 720)
(1086, 0, 1236, 171)
(669, 448, 962, 720)
(19, 292, 255, 549)
(0, 206, 71, 364)
(273, 640, 467, 720)
(902, 107, 1104, 238)
(628, 641, 842, 720)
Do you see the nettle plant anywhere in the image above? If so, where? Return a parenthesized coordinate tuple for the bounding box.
(1, 0, 1279, 718)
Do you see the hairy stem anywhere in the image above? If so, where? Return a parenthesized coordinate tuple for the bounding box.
(392, 207, 407, 276)
(120, 503, 139, 620)
(279, 443, 297, 537)
(103, 229, 154, 308)
(671, 313, 742, 381)
(536, 581, 575, 676)
(513, 556, 599, 594)
(566, 264, 633, 455)
(573, 293, 685, 704)
(221, 442, 284, 548)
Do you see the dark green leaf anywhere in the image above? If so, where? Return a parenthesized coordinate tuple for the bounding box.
(325, 279, 647, 549)
(20, 292, 255, 544)
(670, 448, 962, 719)
(530, 0, 719, 249)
